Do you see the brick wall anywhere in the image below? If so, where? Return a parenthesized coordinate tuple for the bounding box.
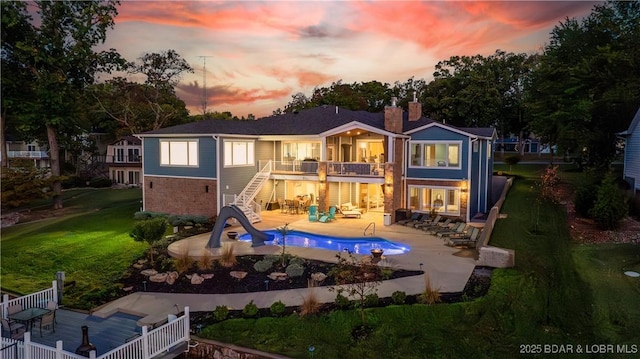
(144, 176, 217, 217)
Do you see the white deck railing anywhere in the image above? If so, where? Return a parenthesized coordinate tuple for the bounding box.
(1, 281, 58, 318)
(2, 282, 190, 359)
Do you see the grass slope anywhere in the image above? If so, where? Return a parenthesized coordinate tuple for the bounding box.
(1, 188, 146, 309)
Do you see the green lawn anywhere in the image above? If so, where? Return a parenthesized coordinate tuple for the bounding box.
(0, 188, 146, 309)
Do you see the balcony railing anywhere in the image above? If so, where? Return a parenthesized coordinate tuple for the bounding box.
(262, 160, 383, 177)
(105, 155, 141, 164)
(7, 151, 49, 159)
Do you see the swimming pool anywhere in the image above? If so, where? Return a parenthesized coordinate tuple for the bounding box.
(238, 230, 410, 255)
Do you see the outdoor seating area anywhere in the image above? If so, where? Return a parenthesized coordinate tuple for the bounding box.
(395, 214, 482, 248)
(278, 196, 312, 214)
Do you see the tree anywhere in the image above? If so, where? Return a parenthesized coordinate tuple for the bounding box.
(91, 50, 193, 134)
(424, 50, 536, 145)
(129, 217, 168, 264)
(527, 1, 640, 170)
(2, 1, 124, 209)
(590, 173, 628, 229)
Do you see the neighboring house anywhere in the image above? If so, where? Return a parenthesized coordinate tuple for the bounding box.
(4, 138, 50, 168)
(105, 136, 142, 186)
(136, 98, 496, 223)
(619, 107, 640, 197)
(494, 136, 540, 153)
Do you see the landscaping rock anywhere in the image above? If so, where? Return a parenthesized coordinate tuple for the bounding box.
(141, 269, 158, 276)
(268, 272, 288, 281)
(229, 271, 247, 280)
(149, 273, 168, 283)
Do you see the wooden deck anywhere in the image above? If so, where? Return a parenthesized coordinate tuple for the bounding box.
(27, 309, 142, 355)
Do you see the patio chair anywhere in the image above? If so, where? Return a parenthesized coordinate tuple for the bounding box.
(308, 205, 319, 222)
(421, 218, 453, 234)
(414, 215, 442, 229)
(37, 311, 55, 337)
(397, 213, 421, 226)
(436, 222, 469, 238)
(445, 227, 481, 247)
(1, 318, 25, 340)
(47, 300, 58, 324)
(318, 206, 337, 223)
(6, 304, 22, 325)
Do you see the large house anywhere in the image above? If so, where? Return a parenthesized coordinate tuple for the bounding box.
(105, 136, 142, 186)
(136, 99, 496, 224)
(619, 107, 640, 197)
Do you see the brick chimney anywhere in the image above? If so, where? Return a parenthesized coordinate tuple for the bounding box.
(408, 91, 422, 121)
(384, 97, 403, 133)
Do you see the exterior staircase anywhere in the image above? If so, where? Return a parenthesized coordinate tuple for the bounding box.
(233, 161, 272, 223)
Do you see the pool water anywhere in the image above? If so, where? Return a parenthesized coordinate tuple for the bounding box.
(238, 230, 410, 255)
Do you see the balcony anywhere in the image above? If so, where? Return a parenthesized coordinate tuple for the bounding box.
(265, 160, 383, 177)
(106, 155, 142, 164)
(7, 151, 49, 159)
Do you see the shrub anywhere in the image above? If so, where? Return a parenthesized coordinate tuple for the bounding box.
(270, 300, 286, 317)
(418, 274, 441, 305)
(289, 256, 304, 266)
(89, 177, 112, 188)
(573, 173, 599, 218)
(174, 247, 194, 273)
(299, 287, 321, 317)
(213, 305, 229, 321)
(285, 263, 305, 278)
(364, 293, 379, 307)
(218, 245, 237, 267)
(391, 290, 407, 305)
(334, 291, 351, 309)
(242, 300, 259, 318)
(590, 174, 628, 229)
(253, 259, 273, 273)
(167, 214, 211, 227)
(197, 249, 214, 271)
(263, 254, 281, 264)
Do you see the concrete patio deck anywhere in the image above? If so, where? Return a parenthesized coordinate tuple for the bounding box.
(93, 209, 477, 327)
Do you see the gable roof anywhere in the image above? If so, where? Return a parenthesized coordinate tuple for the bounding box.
(137, 105, 493, 139)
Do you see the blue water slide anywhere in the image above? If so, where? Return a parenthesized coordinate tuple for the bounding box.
(206, 205, 269, 248)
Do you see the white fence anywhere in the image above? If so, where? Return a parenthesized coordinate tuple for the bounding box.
(1, 281, 58, 318)
(1, 308, 190, 359)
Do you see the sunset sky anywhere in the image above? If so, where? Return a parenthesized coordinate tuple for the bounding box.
(99, 1, 601, 118)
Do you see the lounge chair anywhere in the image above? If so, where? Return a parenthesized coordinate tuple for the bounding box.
(436, 222, 469, 238)
(319, 206, 337, 223)
(445, 227, 481, 247)
(397, 213, 422, 226)
(421, 218, 452, 233)
(414, 215, 442, 229)
(338, 207, 361, 218)
(308, 205, 319, 222)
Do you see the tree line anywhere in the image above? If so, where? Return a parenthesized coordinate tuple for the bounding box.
(1, 0, 639, 210)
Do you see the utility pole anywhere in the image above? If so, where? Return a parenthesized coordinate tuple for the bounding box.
(197, 56, 213, 119)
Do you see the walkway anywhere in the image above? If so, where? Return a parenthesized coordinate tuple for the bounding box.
(93, 210, 477, 327)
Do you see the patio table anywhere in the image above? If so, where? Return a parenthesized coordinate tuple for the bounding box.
(8, 307, 51, 331)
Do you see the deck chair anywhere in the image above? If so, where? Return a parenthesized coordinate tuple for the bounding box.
(319, 206, 337, 223)
(414, 215, 442, 229)
(47, 300, 58, 324)
(2, 318, 25, 340)
(308, 205, 318, 222)
(437, 222, 469, 238)
(6, 304, 22, 325)
(37, 311, 55, 337)
(421, 218, 452, 234)
(397, 213, 422, 226)
(445, 227, 481, 247)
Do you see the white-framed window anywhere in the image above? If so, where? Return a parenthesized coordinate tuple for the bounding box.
(224, 140, 254, 167)
(409, 141, 461, 168)
(408, 186, 461, 215)
(160, 139, 198, 167)
(282, 141, 321, 161)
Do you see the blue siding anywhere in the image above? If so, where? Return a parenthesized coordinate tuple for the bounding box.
(406, 126, 469, 179)
(143, 137, 217, 178)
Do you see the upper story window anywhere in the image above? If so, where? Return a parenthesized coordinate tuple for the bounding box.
(224, 140, 254, 167)
(160, 139, 198, 167)
(410, 141, 461, 168)
(282, 141, 320, 161)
